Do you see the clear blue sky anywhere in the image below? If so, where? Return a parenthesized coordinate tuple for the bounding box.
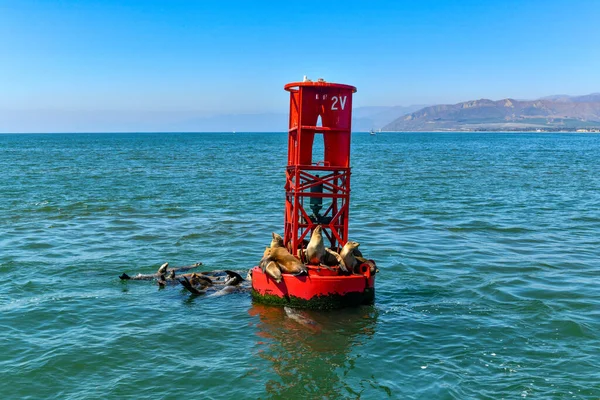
(1, 0, 599, 130)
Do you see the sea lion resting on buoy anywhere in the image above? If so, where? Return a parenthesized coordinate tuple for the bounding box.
(301, 225, 348, 272)
(270, 232, 284, 248)
(260, 247, 307, 276)
(263, 260, 282, 283)
(340, 241, 360, 273)
(306, 226, 325, 265)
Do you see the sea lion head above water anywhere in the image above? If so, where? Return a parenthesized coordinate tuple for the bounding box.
(224, 270, 244, 286)
(157, 262, 169, 274)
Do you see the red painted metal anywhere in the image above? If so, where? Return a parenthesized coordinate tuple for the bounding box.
(283, 80, 357, 252)
(251, 265, 374, 300)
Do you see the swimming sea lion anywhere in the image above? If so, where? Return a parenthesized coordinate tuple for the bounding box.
(189, 273, 213, 286)
(178, 276, 207, 295)
(224, 270, 244, 286)
(340, 241, 360, 273)
(306, 225, 325, 265)
(157, 262, 169, 274)
(119, 263, 202, 281)
(270, 232, 284, 248)
(284, 306, 319, 329)
(260, 247, 307, 276)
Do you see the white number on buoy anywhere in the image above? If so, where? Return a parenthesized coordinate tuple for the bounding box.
(331, 96, 347, 111)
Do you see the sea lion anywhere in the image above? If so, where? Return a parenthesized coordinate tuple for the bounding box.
(260, 247, 307, 276)
(178, 276, 207, 295)
(340, 241, 361, 273)
(189, 273, 213, 286)
(157, 274, 167, 288)
(284, 306, 319, 329)
(263, 246, 272, 258)
(157, 262, 169, 274)
(223, 270, 244, 286)
(270, 232, 284, 248)
(322, 248, 349, 272)
(306, 225, 325, 265)
(168, 269, 175, 280)
(264, 260, 282, 283)
(119, 263, 202, 280)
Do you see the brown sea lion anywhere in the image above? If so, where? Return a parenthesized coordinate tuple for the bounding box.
(263, 246, 272, 258)
(306, 225, 325, 265)
(270, 232, 284, 248)
(340, 241, 360, 273)
(260, 247, 307, 276)
(322, 248, 349, 272)
(189, 273, 213, 286)
(157, 274, 167, 288)
(264, 260, 282, 283)
(168, 269, 175, 280)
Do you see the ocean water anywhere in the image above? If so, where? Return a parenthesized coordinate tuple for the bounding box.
(1, 131, 599, 399)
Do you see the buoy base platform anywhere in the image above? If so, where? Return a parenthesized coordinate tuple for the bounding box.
(250, 265, 375, 310)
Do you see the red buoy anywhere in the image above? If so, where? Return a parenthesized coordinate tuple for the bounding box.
(251, 79, 375, 309)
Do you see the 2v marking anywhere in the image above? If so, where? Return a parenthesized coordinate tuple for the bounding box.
(331, 96, 347, 111)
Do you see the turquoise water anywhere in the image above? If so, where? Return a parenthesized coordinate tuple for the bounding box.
(1, 132, 599, 399)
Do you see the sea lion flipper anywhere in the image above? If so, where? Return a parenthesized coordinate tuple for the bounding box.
(178, 277, 204, 295)
(291, 266, 308, 276)
(318, 264, 335, 271)
(119, 273, 131, 280)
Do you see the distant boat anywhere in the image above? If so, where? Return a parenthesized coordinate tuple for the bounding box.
(369, 129, 376, 135)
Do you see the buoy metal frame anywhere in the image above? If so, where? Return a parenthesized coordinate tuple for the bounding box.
(251, 79, 375, 309)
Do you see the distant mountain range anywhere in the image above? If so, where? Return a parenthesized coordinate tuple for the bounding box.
(3, 94, 600, 133)
(382, 94, 600, 132)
